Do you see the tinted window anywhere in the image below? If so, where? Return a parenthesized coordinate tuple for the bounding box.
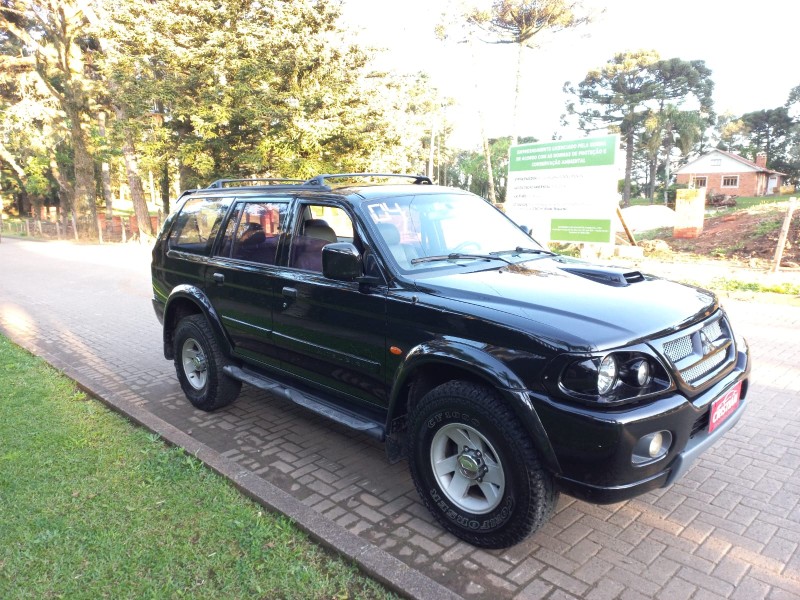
(288, 205, 353, 272)
(168, 196, 232, 255)
(225, 202, 289, 265)
(365, 193, 541, 270)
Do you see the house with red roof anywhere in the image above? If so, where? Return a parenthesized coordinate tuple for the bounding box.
(675, 149, 786, 197)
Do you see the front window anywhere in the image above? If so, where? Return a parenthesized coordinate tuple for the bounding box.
(692, 176, 707, 188)
(722, 175, 739, 188)
(287, 204, 354, 272)
(365, 193, 542, 270)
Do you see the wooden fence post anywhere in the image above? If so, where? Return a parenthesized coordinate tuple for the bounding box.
(772, 197, 797, 273)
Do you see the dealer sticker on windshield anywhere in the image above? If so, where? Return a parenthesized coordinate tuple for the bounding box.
(708, 382, 742, 433)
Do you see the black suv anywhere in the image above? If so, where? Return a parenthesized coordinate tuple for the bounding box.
(151, 174, 750, 548)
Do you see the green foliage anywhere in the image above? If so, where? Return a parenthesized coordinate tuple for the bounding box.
(99, 0, 440, 187)
(0, 335, 395, 599)
(452, 136, 517, 201)
(708, 278, 800, 295)
(1, 0, 446, 221)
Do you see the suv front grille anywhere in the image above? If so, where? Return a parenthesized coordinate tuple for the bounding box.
(663, 335, 693, 363)
(680, 350, 727, 382)
(658, 314, 735, 388)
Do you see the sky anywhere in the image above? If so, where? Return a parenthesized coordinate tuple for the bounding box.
(340, 0, 800, 149)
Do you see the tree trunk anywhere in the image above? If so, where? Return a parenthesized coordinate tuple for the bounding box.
(113, 105, 154, 240)
(469, 40, 496, 204)
(663, 140, 673, 205)
(622, 126, 634, 206)
(98, 112, 114, 223)
(68, 110, 98, 239)
(121, 133, 154, 240)
(511, 43, 524, 146)
(648, 158, 658, 202)
(49, 148, 75, 229)
(480, 126, 497, 205)
(160, 163, 171, 216)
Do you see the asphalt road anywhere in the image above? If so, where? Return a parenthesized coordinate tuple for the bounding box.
(1, 237, 798, 599)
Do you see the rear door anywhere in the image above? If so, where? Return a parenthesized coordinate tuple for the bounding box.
(204, 197, 290, 369)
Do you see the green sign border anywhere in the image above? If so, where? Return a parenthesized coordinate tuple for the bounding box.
(509, 135, 617, 172)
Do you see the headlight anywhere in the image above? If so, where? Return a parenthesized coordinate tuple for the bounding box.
(556, 349, 672, 404)
(597, 355, 617, 394)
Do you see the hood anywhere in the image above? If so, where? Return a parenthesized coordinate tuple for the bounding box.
(412, 258, 718, 351)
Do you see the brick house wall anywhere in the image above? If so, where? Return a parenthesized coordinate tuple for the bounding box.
(675, 171, 763, 196)
(675, 150, 785, 197)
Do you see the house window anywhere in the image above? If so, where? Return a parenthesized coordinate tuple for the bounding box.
(722, 175, 739, 188)
(692, 176, 707, 188)
(710, 158, 721, 166)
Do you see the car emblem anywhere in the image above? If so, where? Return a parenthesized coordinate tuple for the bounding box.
(699, 330, 713, 356)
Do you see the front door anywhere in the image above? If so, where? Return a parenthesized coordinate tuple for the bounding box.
(271, 201, 389, 408)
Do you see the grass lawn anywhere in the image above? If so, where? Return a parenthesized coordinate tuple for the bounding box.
(0, 335, 395, 600)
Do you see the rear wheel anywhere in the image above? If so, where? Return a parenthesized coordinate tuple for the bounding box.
(408, 380, 558, 548)
(173, 315, 241, 411)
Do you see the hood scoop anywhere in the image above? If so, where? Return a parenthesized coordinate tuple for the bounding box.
(559, 265, 645, 287)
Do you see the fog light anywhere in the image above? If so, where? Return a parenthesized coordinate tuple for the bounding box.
(648, 431, 663, 457)
(632, 430, 672, 465)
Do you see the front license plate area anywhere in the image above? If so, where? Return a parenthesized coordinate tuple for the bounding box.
(708, 381, 742, 433)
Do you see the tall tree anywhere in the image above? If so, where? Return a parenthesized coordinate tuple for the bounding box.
(785, 85, 800, 182)
(0, 15, 60, 218)
(642, 58, 714, 202)
(99, 0, 407, 187)
(467, 0, 593, 144)
(564, 50, 661, 204)
(1, 0, 100, 236)
(741, 108, 793, 165)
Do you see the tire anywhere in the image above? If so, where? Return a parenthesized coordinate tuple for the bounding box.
(408, 381, 558, 548)
(173, 315, 241, 411)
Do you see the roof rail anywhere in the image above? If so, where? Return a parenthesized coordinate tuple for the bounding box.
(304, 173, 433, 189)
(206, 178, 305, 189)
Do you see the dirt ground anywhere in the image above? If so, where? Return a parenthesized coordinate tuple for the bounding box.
(633, 201, 800, 269)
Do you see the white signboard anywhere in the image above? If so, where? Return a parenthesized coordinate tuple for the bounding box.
(504, 135, 619, 244)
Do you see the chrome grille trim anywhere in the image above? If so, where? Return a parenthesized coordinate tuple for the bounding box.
(680, 350, 726, 382)
(657, 314, 735, 388)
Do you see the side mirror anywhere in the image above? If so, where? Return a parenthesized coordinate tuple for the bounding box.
(519, 224, 532, 236)
(322, 242, 362, 281)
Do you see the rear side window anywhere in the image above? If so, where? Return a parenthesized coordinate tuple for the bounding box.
(168, 197, 232, 255)
(222, 201, 289, 265)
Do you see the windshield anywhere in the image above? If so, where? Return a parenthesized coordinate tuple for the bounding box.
(364, 192, 545, 271)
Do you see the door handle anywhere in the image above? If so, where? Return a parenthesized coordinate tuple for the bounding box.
(212, 272, 225, 284)
(282, 287, 297, 299)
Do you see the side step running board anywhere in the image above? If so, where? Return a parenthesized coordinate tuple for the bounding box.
(223, 365, 385, 441)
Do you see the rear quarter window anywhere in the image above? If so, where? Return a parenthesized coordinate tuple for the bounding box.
(167, 196, 232, 254)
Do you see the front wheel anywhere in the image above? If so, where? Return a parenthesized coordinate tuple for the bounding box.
(408, 381, 558, 548)
(173, 315, 241, 411)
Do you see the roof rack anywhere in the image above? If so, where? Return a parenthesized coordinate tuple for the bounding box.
(304, 173, 433, 189)
(206, 178, 305, 189)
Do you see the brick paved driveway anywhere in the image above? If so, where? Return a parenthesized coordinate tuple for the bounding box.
(1, 237, 798, 599)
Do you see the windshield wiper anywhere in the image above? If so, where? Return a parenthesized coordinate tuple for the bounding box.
(491, 246, 556, 258)
(410, 253, 513, 266)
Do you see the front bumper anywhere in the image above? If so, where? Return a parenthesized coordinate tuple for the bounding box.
(534, 345, 750, 504)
